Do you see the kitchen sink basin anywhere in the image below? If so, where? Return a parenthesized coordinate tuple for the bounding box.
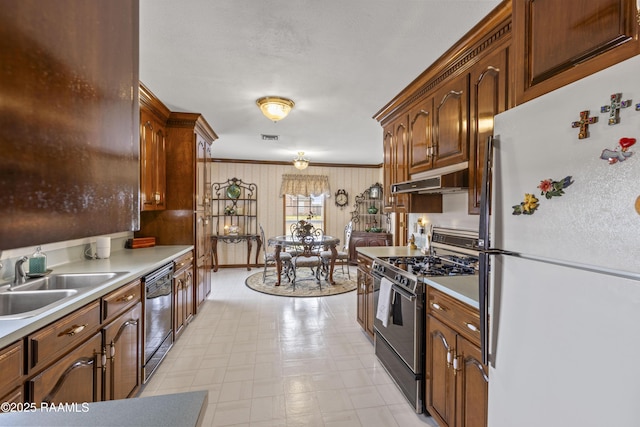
(13, 272, 124, 291)
(0, 290, 78, 319)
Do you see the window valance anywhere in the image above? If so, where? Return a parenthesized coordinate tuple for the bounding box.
(280, 174, 331, 197)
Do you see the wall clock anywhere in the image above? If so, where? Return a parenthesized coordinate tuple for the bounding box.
(335, 189, 349, 208)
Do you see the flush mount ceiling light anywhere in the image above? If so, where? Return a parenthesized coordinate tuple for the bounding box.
(256, 96, 295, 122)
(293, 152, 309, 170)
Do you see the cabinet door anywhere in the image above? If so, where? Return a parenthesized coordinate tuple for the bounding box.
(382, 126, 394, 210)
(174, 269, 186, 338)
(426, 315, 457, 427)
(393, 119, 408, 212)
(364, 273, 375, 338)
(356, 268, 367, 330)
(0, 341, 23, 400)
(514, 0, 640, 103)
(184, 269, 194, 322)
(140, 109, 166, 211)
(409, 96, 435, 174)
(433, 74, 469, 169)
(103, 302, 142, 401)
(28, 332, 102, 405)
(468, 45, 509, 214)
(196, 137, 212, 211)
(455, 335, 488, 427)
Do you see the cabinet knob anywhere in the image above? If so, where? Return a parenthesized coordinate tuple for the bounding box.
(119, 294, 134, 303)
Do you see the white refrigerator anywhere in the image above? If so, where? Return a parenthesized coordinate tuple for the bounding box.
(480, 55, 640, 427)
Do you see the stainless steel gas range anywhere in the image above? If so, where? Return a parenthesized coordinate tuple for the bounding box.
(371, 227, 479, 413)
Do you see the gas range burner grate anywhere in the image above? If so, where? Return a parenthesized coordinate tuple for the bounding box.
(409, 256, 478, 277)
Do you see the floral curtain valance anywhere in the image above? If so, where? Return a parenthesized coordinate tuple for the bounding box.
(280, 174, 331, 197)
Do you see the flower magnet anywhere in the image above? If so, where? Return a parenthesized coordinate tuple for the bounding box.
(538, 176, 573, 199)
(512, 193, 539, 215)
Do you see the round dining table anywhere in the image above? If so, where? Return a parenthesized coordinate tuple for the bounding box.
(268, 235, 340, 286)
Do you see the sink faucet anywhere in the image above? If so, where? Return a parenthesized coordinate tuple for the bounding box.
(13, 256, 28, 287)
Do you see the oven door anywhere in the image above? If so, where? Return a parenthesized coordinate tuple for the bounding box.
(372, 275, 423, 373)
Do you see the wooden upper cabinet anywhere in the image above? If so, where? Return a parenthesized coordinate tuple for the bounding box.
(139, 83, 170, 212)
(468, 45, 510, 214)
(433, 74, 470, 169)
(514, 0, 640, 104)
(382, 126, 394, 210)
(408, 97, 435, 174)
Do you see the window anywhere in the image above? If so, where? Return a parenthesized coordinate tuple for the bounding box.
(284, 194, 325, 233)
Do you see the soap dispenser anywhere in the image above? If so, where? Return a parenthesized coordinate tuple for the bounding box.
(29, 246, 47, 275)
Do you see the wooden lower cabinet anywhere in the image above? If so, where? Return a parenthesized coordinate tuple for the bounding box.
(103, 302, 142, 400)
(27, 332, 103, 405)
(356, 253, 375, 339)
(0, 341, 24, 408)
(174, 251, 195, 340)
(348, 232, 392, 265)
(426, 288, 488, 427)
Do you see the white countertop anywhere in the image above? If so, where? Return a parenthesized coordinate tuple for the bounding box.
(0, 390, 207, 426)
(356, 246, 479, 308)
(0, 245, 193, 349)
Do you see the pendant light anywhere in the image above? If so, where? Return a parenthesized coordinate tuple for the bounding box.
(293, 152, 309, 170)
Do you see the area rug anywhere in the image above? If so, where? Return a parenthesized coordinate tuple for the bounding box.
(245, 268, 356, 297)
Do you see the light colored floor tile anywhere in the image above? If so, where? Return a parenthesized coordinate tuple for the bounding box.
(142, 267, 439, 426)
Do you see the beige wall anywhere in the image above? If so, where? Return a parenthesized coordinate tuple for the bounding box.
(211, 162, 382, 267)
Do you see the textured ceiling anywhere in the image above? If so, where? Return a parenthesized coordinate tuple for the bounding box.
(139, 0, 501, 166)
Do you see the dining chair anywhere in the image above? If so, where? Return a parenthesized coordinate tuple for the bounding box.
(259, 224, 292, 283)
(290, 228, 324, 290)
(321, 221, 352, 279)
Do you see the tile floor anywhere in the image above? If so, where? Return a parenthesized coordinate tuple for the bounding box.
(140, 267, 438, 427)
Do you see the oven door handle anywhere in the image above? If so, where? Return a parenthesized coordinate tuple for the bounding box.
(391, 284, 415, 302)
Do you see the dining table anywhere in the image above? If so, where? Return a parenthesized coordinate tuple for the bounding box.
(268, 234, 340, 286)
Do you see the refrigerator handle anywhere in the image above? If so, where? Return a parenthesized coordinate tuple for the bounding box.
(478, 135, 494, 366)
(478, 135, 493, 250)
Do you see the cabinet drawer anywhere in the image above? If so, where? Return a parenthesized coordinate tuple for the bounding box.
(427, 287, 481, 344)
(28, 300, 101, 373)
(0, 341, 23, 396)
(102, 279, 141, 324)
(357, 254, 373, 273)
(174, 251, 194, 273)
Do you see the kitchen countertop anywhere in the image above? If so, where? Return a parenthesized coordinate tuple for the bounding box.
(0, 245, 193, 349)
(356, 246, 479, 308)
(0, 390, 207, 426)
(356, 246, 426, 259)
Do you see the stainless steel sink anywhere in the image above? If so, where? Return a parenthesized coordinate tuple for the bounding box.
(13, 272, 124, 291)
(0, 290, 78, 319)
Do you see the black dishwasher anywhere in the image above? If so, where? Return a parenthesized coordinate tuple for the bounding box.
(143, 263, 174, 383)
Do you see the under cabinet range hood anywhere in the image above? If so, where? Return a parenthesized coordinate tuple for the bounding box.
(392, 162, 469, 194)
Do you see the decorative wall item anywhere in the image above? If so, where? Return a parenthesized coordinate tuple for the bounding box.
(600, 93, 632, 125)
(512, 193, 539, 215)
(571, 110, 598, 139)
(335, 189, 349, 208)
(600, 137, 636, 164)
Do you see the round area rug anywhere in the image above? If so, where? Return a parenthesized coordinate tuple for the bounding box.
(245, 268, 356, 297)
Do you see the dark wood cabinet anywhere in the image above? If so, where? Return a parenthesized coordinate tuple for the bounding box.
(139, 84, 170, 211)
(0, 341, 24, 407)
(409, 96, 436, 174)
(468, 43, 510, 214)
(433, 74, 470, 169)
(174, 251, 195, 339)
(356, 252, 376, 339)
(348, 231, 393, 265)
(103, 302, 142, 401)
(137, 111, 217, 312)
(513, 0, 640, 104)
(426, 287, 488, 427)
(27, 332, 103, 405)
(102, 279, 143, 401)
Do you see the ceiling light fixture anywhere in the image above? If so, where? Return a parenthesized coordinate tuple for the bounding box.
(256, 96, 295, 122)
(293, 152, 309, 170)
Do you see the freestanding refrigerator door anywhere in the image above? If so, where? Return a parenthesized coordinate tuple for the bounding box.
(487, 255, 640, 427)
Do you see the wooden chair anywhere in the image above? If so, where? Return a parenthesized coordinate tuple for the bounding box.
(321, 221, 352, 279)
(259, 224, 292, 283)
